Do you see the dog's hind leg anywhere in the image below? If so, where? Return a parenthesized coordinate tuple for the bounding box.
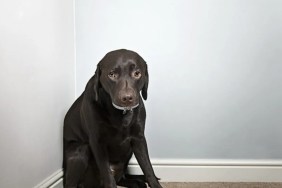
(117, 175, 147, 188)
(124, 174, 147, 182)
(64, 144, 90, 188)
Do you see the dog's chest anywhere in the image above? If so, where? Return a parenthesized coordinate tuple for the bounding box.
(105, 127, 133, 164)
(109, 127, 132, 146)
(105, 112, 136, 143)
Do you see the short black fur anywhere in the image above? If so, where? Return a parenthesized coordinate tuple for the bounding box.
(63, 49, 162, 188)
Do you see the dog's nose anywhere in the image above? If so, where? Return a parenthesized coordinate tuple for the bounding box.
(121, 94, 133, 104)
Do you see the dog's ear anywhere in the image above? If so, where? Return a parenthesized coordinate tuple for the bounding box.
(93, 64, 101, 101)
(141, 64, 149, 100)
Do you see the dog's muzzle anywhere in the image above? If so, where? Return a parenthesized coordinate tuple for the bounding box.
(112, 103, 139, 114)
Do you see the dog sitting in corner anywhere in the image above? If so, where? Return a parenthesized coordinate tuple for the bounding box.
(63, 49, 162, 188)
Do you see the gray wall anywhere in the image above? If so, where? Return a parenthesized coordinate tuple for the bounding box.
(0, 0, 75, 187)
(75, 0, 282, 160)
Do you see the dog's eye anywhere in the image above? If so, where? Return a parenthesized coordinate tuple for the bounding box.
(132, 70, 141, 79)
(108, 71, 117, 79)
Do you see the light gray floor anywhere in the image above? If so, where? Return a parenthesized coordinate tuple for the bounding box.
(160, 182, 282, 188)
(119, 182, 282, 188)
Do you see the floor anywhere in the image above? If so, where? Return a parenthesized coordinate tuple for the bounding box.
(160, 182, 282, 188)
(118, 182, 282, 188)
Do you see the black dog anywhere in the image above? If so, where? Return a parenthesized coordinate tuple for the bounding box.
(63, 49, 162, 188)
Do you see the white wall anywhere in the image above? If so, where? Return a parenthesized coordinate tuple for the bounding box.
(1, 0, 281, 186)
(0, 0, 75, 187)
(75, 0, 282, 161)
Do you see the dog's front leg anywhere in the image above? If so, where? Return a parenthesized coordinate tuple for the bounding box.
(81, 100, 116, 188)
(132, 136, 162, 188)
(89, 137, 116, 188)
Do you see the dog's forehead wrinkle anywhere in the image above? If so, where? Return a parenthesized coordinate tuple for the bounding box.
(119, 58, 137, 67)
(102, 59, 137, 72)
(100, 53, 145, 72)
(110, 61, 139, 75)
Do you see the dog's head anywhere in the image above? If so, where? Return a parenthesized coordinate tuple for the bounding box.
(93, 49, 148, 111)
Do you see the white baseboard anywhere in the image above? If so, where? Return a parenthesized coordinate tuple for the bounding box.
(35, 159, 282, 187)
(34, 169, 63, 188)
(128, 159, 282, 182)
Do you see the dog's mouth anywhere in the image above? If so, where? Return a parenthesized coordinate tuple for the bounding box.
(112, 103, 139, 114)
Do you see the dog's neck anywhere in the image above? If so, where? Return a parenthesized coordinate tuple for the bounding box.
(112, 103, 139, 114)
(121, 110, 134, 127)
(98, 88, 136, 127)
